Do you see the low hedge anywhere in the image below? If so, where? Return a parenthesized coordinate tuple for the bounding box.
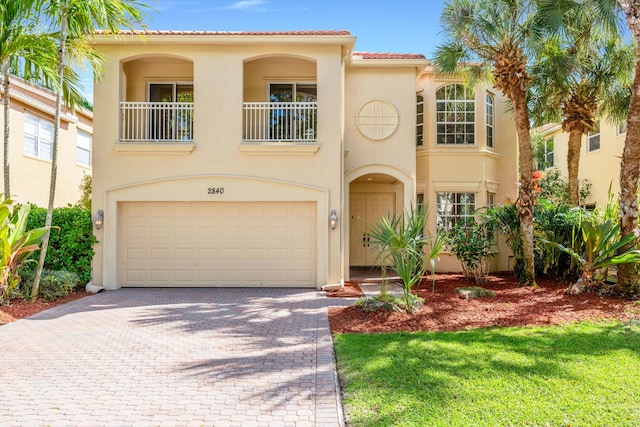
(22, 205, 97, 285)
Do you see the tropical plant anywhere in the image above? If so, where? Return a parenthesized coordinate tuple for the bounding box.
(0, 0, 57, 198)
(535, 168, 591, 205)
(426, 231, 446, 293)
(0, 196, 50, 303)
(533, 199, 583, 280)
(542, 219, 640, 294)
(30, 0, 151, 300)
(368, 204, 441, 313)
(435, 0, 539, 286)
(482, 201, 526, 282)
(445, 220, 493, 284)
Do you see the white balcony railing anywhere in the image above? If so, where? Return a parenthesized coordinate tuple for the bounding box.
(120, 102, 194, 142)
(243, 102, 317, 143)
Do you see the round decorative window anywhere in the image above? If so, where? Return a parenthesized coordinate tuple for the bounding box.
(356, 98, 399, 141)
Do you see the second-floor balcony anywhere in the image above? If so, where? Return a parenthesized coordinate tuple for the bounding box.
(121, 102, 194, 142)
(243, 102, 317, 143)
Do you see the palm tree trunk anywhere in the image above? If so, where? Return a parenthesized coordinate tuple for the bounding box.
(567, 128, 583, 206)
(31, 14, 67, 300)
(512, 88, 537, 287)
(2, 64, 10, 198)
(616, 51, 640, 295)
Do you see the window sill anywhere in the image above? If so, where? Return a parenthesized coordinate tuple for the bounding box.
(239, 143, 320, 156)
(115, 143, 195, 155)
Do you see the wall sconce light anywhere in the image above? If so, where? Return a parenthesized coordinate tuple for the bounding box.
(93, 210, 104, 230)
(329, 210, 338, 230)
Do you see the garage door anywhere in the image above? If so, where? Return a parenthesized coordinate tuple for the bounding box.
(120, 202, 316, 287)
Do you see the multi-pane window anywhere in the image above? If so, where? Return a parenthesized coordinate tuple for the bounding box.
(618, 122, 627, 135)
(77, 131, 92, 167)
(535, 137, 554, 169)
(416, 94, 424, 146)
(486, 192, 496, 242)
(544, 138, 554, 167)
(588, 123, 600, 152)
(416, 193, 425, 208)
(24, 113, 53, 160)
(436, 84, 475, 145)
(486, 93, 494, 148)
(486, 192, 496, 208)
(436, 192, 476, 230)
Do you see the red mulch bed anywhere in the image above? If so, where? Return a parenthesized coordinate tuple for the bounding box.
(329, 273, 640, 333)
(0, 290, 90, 325)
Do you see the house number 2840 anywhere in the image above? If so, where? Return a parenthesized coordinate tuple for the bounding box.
(207, 187, 225, 195)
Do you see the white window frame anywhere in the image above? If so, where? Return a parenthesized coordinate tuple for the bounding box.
(76, 130, 92, 167)
(588, 123, 600, 152)
(416, 94, 424, 146)
(436, 192, 476, 230)
(617, 122, 627, 135)
(24, 113, 54, 161)
(266, 81, 317, 103)
(486, 191, 496, 208)
(486, 92, 494, 148)
(147, 81, 194, 103)
(545, 138, 554, 167)
(436, 84, 475, 145)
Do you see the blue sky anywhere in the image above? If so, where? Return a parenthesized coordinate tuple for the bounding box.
(83, 0, 446, 101)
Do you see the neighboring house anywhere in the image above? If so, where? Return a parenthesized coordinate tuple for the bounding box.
(538, 121, 625, 208)
(90, 30, 517, 290)
(0, 75, 93, 207)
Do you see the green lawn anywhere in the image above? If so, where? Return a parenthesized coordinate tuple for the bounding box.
(334, 321, 640, 427)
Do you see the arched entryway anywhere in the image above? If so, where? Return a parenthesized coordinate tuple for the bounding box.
(348, 173, 404, 266)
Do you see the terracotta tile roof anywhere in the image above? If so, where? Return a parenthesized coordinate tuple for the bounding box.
(94, 29, 351, 36)
(535, 122, 562, 133)
(354, 51, 426, 60)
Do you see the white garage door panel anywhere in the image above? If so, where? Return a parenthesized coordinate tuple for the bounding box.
(120, 202, 317, 287)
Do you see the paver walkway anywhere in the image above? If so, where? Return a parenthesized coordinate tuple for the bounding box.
(0, 288, 350, 427)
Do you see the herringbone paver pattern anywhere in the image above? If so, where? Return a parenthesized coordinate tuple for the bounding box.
(0, 288, 346, 427)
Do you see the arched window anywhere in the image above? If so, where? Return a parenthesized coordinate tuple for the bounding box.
(486, 92, 494, 148)
(436, 84, 475, 145)
(416, 94, 424, 146)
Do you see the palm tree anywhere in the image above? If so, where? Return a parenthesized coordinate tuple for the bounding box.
(616, 0, 640, 295)
(30, 0, 150, 300)
(0, 0, 57, 198)
(435, 0, 539, 286)
(529, 8, 634, 206)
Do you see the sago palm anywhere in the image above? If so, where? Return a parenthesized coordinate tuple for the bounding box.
(435, 0, 540, 286)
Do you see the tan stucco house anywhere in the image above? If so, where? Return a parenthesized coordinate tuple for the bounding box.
(0, 75, 93, 207)
(90, 30, 518, 290)
(538, 120, 625, 208)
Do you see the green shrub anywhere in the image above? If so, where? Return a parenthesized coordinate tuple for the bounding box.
(533, 199, 584, 280)
(21, 205, 96, 284)
(18, 269, 80, 301)
(445, 220, 493, 284)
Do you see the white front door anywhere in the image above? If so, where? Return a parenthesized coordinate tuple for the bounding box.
(349, 193, 395, 266)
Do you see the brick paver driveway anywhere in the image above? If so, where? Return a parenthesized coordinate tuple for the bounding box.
(0, 288, 345, 427)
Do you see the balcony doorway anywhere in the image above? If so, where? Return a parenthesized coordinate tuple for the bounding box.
(266, 82, 317, 141)
(148, 82, 193, 141)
